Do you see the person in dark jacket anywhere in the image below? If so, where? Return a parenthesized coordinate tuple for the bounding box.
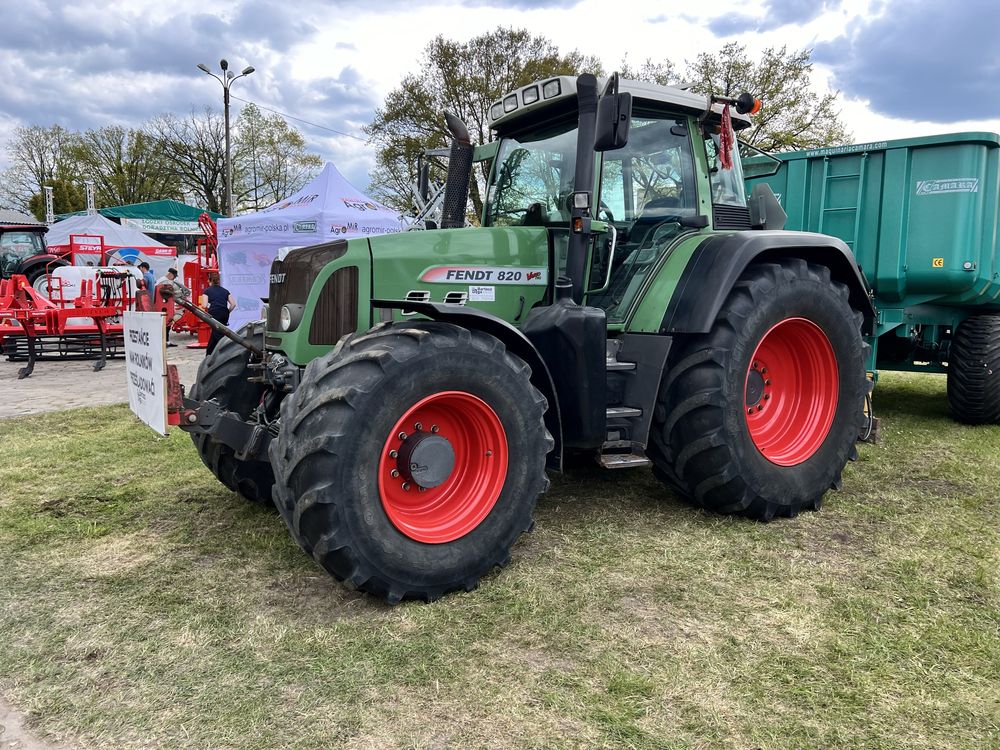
(200, 273, 237, 355)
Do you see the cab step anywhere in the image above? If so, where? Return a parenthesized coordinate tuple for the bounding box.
(606, 406, 642, 419)
(598, 451, 652, 469)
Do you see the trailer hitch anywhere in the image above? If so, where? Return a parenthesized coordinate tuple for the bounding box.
(180, 397, 272, 461)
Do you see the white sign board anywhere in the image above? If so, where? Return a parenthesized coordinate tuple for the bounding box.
(123, 311, 168, 436)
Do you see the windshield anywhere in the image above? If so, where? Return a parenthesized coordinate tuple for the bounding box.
(485, 123, 578, 227)
(1, 230, 45, 259)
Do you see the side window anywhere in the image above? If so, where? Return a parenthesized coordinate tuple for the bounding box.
(705, 135, 747, 206)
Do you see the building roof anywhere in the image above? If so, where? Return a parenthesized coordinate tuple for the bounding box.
(0, 209, 47, 228)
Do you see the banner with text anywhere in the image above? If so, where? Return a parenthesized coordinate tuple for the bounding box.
(123, 311, 168, 435)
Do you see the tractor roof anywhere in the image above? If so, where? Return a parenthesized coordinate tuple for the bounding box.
(0, 209, 47, 231)
(488, 76, 753, 135)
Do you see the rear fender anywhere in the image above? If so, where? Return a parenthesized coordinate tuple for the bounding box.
(659, 231, 875, 335)
(372, 299, 563, 471)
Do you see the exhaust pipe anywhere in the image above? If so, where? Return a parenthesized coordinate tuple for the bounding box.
(440, 112, 473, 229)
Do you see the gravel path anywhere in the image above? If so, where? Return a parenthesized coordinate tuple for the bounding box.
(0, 695, 63, 750)
(0, 332, 205, 419)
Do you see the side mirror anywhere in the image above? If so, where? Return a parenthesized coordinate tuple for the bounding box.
(595, 74, 632, 152)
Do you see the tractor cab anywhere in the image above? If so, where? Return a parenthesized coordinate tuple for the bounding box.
(0, 212, 48, 281)
(483, 75, 759, 322)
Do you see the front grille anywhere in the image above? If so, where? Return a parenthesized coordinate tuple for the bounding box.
(713, 204, 752, 230)
(308, 266, 359, 345)
(266, 241, 348, 331)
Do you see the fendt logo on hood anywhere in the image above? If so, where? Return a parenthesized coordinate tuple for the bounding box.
(269, 273, 286, 284)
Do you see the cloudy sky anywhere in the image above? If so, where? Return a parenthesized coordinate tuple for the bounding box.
(2, 0, 998, 197)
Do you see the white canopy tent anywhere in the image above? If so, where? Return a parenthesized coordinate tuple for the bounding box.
(217, 163, 402, 329)
(46, 213, 177, 279)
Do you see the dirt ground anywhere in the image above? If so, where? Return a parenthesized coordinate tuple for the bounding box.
(0, 331, 205, 419)
(0, 696, 61, 750)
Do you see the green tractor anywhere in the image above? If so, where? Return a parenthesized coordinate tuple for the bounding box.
(180, 74, 873, 603)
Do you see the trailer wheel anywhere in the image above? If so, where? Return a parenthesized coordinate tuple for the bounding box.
(647, 259, 867, 521)
(189, 320, 275, 506)
(948, 314, 1000, 424)
(270, 322, 551, 604)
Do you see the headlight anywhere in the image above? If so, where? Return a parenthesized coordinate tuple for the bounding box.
(279, 304, 303, 331)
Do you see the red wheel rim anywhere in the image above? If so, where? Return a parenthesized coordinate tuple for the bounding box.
(744, 317, 839, 466)
(378, 391, 508, 544)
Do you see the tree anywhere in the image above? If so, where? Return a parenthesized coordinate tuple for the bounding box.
(67, 126, 182, 207)
(234, 103, 322, 211)
(366, 28, 602, 217)
(147, 108, 227, 214)
(1, 125, 82, 217)
(618, 56, 676, 87)
(684, 43, 849, 152)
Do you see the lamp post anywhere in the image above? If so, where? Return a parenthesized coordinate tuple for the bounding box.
(197, 59, 255, 217)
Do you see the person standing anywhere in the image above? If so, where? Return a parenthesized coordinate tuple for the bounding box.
(137, 262, 156, 308)
(200, 273, 237, 355)
(156, 267, 190, 347)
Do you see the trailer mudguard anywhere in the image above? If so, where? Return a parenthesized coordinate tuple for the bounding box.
(371, 299, 564, 471)
(658, 231, 875, 335)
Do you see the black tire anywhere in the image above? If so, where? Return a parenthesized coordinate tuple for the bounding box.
(647, 259, 868, 521)
(189, 320, 276, 506)
(270, 321, 552, 604)
(947, 314, 1000, 424)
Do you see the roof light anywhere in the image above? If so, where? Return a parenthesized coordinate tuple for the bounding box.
(542, 79, 561, 99)
(503, 94, 518, 113)
(490, 102, 504, 120)
(522, 85, 539, 105)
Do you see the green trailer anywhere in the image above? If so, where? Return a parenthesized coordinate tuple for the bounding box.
(745, 133, 1000, 424)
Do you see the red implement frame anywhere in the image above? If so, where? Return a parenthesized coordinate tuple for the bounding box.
(0, 274, 121, 378)
(172, 213, 218, 348)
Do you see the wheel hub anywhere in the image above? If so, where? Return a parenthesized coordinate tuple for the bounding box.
(396, 432, 455, 489)
(745, 366, 767, 408)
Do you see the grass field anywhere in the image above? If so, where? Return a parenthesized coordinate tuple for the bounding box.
(0, 372, 997, 749)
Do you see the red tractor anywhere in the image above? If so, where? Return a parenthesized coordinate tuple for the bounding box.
(0, 210, 68, 293)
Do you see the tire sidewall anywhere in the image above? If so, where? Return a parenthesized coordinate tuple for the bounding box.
(722, 273, 865, 499)
(287, 328, 547, 589)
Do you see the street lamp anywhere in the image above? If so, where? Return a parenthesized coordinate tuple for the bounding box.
(197, 59, 255, 217)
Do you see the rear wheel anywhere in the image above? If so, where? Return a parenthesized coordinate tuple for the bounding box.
(189, 320, 276, 506)
(647, 259, 867, 520)
(270, 322, 552, 603)
(947, 314, 1000, 424)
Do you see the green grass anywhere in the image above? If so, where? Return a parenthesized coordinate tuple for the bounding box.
(0, 372, 998, 749)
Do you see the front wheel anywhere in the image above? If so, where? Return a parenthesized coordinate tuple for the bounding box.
(648, 259, 868, 520)
(270, 322, 552, 603)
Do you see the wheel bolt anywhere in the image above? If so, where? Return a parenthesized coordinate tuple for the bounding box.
(757, 404, 763, 411)
(390, 469, 399, 478)
(402, 482, 411, 491)
(389, 449, 398, 458)
(764, 379, 772, 386)
(418, 487, 426, 493)
(763, 394, 770, 401)
(747, 408, 754, 415)
(485, 450, 493, 457)
(752, 361, 759, 369)
(410, 463, 419, 470)
(761, 368, 768, 375)
(414, 422, 422, 431)
(431, 425, 439, 433)
(398, 431, 407, 441)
